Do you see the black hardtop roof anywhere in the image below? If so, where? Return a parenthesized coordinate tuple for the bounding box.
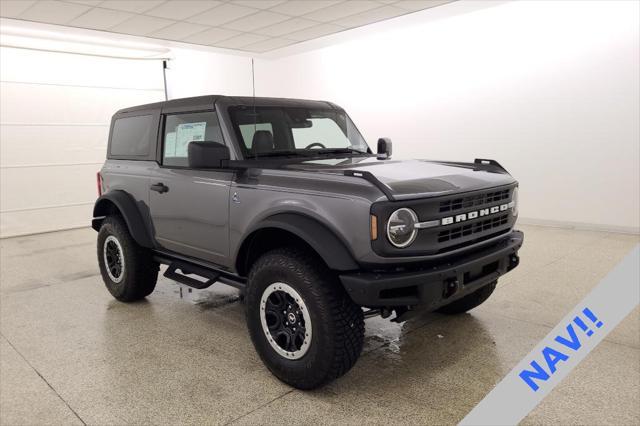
(115, 95, 341, 115)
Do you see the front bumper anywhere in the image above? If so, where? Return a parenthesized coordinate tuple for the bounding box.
(340, 230, 524, 309)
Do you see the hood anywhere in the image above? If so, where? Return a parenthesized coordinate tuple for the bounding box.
(283, 157, 516, 200)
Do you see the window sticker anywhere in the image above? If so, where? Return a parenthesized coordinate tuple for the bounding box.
(164, 132, 177, 157)
(175, 122, 206, 157)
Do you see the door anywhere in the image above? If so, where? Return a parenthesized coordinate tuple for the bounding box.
(149, 110, 233, 266)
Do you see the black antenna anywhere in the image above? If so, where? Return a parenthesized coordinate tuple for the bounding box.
(251, 57, 256, 100)
(162, 60, 168, 101)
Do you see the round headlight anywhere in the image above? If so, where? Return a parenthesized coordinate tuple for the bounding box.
(512, 187, 519, 217)
(386, 208, 418, 248)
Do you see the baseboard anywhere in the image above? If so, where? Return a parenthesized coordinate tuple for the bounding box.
(518, 217, 640, 235)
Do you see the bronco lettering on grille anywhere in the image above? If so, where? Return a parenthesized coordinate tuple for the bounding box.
(441, 202, 514, 226)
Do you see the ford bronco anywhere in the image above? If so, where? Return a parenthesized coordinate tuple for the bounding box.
(93, 95, 523, 389)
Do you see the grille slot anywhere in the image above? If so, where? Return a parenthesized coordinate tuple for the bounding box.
(438, 214, 509, 243)
(439, 189, 510, 213)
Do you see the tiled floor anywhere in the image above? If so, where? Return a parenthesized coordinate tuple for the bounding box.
(0, 225, 638, 425)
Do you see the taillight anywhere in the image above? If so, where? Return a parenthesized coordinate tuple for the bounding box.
(97, 171, 104, 196)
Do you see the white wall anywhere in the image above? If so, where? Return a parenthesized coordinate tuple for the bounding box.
(256, 0, 640, 232)
(165, 46, 252, 99)
(0, 46, 166, 237)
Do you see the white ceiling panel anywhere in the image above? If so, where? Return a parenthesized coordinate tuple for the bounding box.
(19, 1, 90, 25)
(214, 32, 268, 49)
(109, 15, 175, 36)
(223, 11, 289, 32)
(243, 37, 295, 53)
(286, 22, 344, 42)
(302, 1, 380, 23)
(182, 26, 240, 45)
(270, 1, 342, 17)
(99, 1, 165, 14)
(145, 1, 222, 21)
(394, 0, 454, 11)
(335, 5, 406, 28)
(68, 7, 134, 30)
(0, 0, 456, 53)
(0, 1, 37, 18)
(149, 22, 211, 41)
(231, 0, 285, 9)
(185, 3, 255, 26)
(254, 17, 317, 37)
(66, 1, 104, 5)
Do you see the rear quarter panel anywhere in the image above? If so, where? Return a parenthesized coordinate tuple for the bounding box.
(100, 160, 157, 238)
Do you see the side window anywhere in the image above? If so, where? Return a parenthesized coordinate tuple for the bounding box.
(110, 115, 153, 157)
(162, 111, 223, 167)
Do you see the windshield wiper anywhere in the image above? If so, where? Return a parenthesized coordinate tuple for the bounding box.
(312, 148, 368, 155)
(252, 150, 317, 158)
(252, 151, 299, 158)
(251, 148, 367, 159)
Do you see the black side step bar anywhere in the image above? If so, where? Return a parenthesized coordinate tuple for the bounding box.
(164, 261, 220, 290)
(154, 251, 246, 291)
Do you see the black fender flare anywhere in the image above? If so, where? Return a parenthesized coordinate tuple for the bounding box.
(239, 213, 359, 272)
(92, 190, 154, 248)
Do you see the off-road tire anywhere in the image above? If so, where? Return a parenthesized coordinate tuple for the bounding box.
(437, 280, 497, 315)
(97, 215, 158, 302)
(246, 248, 365, 390)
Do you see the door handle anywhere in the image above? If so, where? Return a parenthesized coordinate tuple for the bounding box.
(150, 182, 169, 193)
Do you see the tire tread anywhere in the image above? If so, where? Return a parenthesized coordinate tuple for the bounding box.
(98, 215, 158, 302)
(247, 247, 364, 389)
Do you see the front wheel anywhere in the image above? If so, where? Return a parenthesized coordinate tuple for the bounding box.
(246, 248, 364, 390)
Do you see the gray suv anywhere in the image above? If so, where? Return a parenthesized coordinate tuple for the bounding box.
(93, 95, 523, 389)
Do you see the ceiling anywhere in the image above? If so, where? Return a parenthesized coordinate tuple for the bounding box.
(0, 0, 455, 53)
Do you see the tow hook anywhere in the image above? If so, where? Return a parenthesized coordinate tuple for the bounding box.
(508, 254, 520, 271)
(443, 278, 460, 299)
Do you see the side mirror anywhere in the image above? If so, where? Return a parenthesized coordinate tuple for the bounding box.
(377, 137, 393, 160)
(188, 141, 230, 168)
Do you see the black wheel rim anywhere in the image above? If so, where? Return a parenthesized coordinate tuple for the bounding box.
(103, 236, 124, 283)
(260, 283, 312, 359)
(265, 291, 306, 353)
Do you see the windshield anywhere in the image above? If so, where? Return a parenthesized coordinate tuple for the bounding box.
(229, 106, 370, 159)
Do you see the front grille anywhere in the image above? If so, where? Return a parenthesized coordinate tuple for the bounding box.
(439, 189, 510, 213)
(370, 184, 516, 257)
(437, 214, 509, 243)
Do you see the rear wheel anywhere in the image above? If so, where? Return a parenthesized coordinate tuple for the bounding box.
(246, 248, 364, 390)
(97, 216, 158, 302)
(437, 281, 497, 315)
